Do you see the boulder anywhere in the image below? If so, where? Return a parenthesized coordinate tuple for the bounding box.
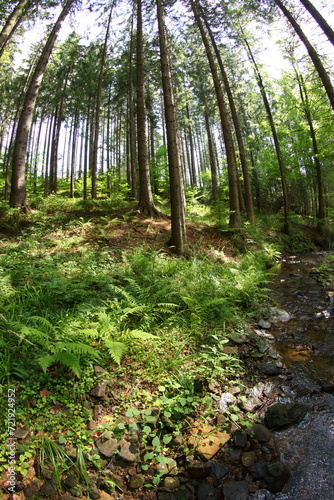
(264, 402, 309, 429)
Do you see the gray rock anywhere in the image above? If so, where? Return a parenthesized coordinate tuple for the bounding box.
(119, 439, 139, 462)
(14, 426, 29, 439)
(269, 307, 291, 323)
(163, 477, 180, 490)
(187, 461, 212, 479)
(233, 429, 248, 448)
(241, 396, 262, 412)
(156, 457, 178, 475)
(257, 363, 280, 376)
(128, 474, 144, 489)
(219, 392, 236, 410)
(264, 402, 309, 429)
(251, 424, 272, 443)
(258, 319, 271, 329)
(197, 482, 219, 500)
(90, 380, 107, 398)
(210, 460, 229, 480)
(263, 461, 291, 493)
(95, 435, 119, 457)
(223, 480, 249, 500)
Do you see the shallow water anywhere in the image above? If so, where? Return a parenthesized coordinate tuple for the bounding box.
(261, 253, 334, 500)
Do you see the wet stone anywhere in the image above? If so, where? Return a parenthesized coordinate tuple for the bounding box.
(187, 461, 212, 479)
(233, 429, 248, 448)
(197, 482, 219, 500)
(252, 424, 272, 443)
(258, 319, 271, 329)
(210, 460, 229, 480)
(257, 363, 280, 376)
(223, 480, 249, 500)
(241, 451, 256, 467)
(156, 457, 178, 475)
(263, 461, 291, 493)
(264, 402, 309, 429)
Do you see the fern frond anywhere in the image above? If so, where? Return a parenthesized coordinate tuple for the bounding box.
(103, 340, 127, 365)
(37, 352, 82, 377)
(54, 342, 100, 359)
(130, 329, 156, 340)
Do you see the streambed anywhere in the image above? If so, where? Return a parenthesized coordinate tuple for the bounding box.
(259, 253, 334, 500)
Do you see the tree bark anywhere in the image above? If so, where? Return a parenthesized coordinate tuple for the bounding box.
(91, 5, 113, 199)
(298, 0, 334, 46)
(191, 0, 241, 229)
(156, 0, 187, 254)
(243, 35, 290, 228)
(274, 0, 334, 112)
(0, 0, 30, 58)
(136, 0, 159, 216)
(10, 0, 75, 210)
(201, 7, 254, 222)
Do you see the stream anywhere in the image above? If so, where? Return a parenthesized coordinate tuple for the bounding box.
(258, 252, 334, 500)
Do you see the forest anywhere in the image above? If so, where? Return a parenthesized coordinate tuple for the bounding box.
(0, 0, 334, 498)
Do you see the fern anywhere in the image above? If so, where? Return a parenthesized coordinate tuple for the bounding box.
(104, 340, 127, 365)
(37, 341, 100, 377)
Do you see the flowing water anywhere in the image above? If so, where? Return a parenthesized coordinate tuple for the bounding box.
(258, 253, 334, 500)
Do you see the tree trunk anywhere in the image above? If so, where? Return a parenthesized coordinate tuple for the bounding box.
(9, 0, 75, 210)
(204, 106, 218, 201)
(156, 0, 187, 254)
(298, 0, 334, 46)
(191, 0, 241, 229)
(0, 0, 30, 58)
(136, 0, 159, 216)
(91, 5, 113, 199)
(274, 0, 334, 111)
(128, 14, 138, 199)
(295, 68, 325, 225)
(243, 35, 290, 229)
(201, 7, 254, 222)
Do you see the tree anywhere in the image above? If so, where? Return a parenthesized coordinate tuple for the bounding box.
(91, 4, 113, 199)
(191, 0, 242, 229)
(298, 0, 334, 46)
(156, 0, 187, 254)
(9, 0, 76, 209)
(136, 0, 159, 216)
(0, 0, 31, 58)
(274, 0, 334, 112)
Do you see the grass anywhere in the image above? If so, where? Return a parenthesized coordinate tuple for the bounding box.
(1, 196, 314, 493)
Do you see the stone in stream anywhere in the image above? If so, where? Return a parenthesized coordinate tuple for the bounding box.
(269, 307, 291, 323)
(264, 402, 309, 429)
(263, 461, 291, 493)
(257, 363, 280, 376)
(222, 480, 249, 500)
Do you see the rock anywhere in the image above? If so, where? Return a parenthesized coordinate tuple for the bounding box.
(219, 392, 236, 410)
(322, 375, 334, 393)
(269, 307, 291, 323)
(241, 451, 256, 467)
(248, 460, 268, 480)
(119, 439, 139, 462)
(223, 480, 249, 500)
(233, 429, 248, 448)
(258, 319, 271, 329)
(163, 477, 180, 490)
(14, 426, 29, 439)
(241, 396, 262, 412)
(62, 474, 78, 489)
(39, 480, 58, 497)
(95, 435, 118, 458)
(24, 479, 43, 498)
(257, 363, 280, 376)
(90, 380, 107, 398)
(210, 460, 229, 480)
(228, 333, 249, 344)
(189, 424, 231, 460)
(156, 458, 178, 476)
(88, 487, 101, 499)
(264, 402, 309, 429)
(157, 490, 193, 500)
(94, 365, 108, 376)
(128, 474, 144, 489)
(251, 424, 272, 443)
(197, 482, 219, 500)
(263, 461, 291, 493)
(187, 461, 212, 479)
(98, 492, 116, 500)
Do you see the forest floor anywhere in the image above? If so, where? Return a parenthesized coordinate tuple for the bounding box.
(0, 200, 332, 500)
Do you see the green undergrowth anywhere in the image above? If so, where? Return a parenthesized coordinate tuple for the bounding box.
(0, 200, 292, 488)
